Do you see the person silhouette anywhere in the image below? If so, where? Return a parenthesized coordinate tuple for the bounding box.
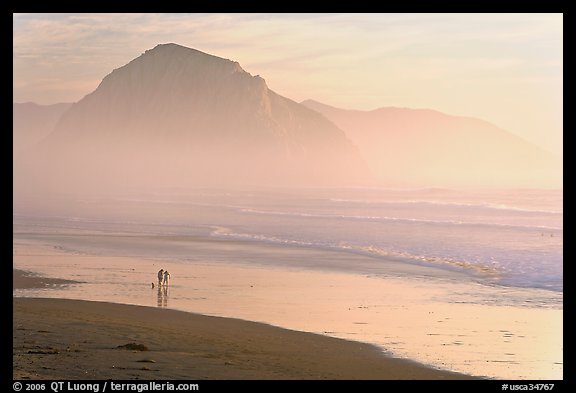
(157, 269, 164, 286)
(163, 270, 171, 287)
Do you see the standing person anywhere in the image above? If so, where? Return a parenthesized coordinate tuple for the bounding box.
(163, 270, 171, 287)
(157, 269, 164, 287)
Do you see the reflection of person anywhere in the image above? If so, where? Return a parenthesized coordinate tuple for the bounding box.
(157, 269, 164, 286)
(157, 285, 168, 307)
(163, 270, 171, 286)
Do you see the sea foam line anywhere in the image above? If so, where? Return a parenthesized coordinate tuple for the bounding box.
(238, 208, 563, 231)
(328, 198, 562, 215)
(209, 226, 501, 279)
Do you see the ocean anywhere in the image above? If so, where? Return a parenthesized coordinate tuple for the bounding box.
(13, 187, 563, 379)
(17, 187, 562, 293)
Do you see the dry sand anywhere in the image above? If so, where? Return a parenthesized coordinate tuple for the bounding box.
(13, 270, 473, 380)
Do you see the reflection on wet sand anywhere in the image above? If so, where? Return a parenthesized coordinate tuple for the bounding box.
(13, 240, 563, 379)
(157, 285, 169, 307)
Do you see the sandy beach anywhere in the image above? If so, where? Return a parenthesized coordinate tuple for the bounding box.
(13, 270, 473, 380)
(12, 236, 563, 380)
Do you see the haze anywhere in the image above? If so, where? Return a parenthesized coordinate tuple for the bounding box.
(14, 13, 562, 158)
(12, 14, 564, 381)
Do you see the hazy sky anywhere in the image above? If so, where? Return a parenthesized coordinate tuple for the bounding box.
(13, 13, 563, 156)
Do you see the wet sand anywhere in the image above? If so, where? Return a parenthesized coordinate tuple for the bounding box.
(13, 270, 472, 380)
(13, 269, 79, 289)
(12, 238, 563, 379)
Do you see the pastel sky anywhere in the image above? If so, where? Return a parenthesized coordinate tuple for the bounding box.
(13, 13, 563, 156)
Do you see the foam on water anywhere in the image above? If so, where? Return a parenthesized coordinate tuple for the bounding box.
(13, 187, 563, 294)
(12, 187, 563, 379)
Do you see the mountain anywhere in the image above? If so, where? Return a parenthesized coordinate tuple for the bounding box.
(13, 102, 72, 156)
(15, 44, 368, 195)
(302, 100, 562, 188)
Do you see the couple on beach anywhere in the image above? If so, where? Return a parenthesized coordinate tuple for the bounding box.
(157, 269, 170, 287)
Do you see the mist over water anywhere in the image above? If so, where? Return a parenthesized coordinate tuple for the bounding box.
(13, 186, 563, 298)
(13, 185, 563, 379)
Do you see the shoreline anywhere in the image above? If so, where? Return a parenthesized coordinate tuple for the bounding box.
(13, 269, 473, 380)
(13, 239, 562, 379)
(13, 269, 80, 290)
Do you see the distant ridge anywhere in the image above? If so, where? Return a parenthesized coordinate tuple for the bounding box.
(302, 99, 562, 188)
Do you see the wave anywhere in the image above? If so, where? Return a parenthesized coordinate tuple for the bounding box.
(238, 208, 563, 231)
(210, 226, 563, 292)
(328, 186, 455, 193)
(210, 226, 501, 278)
(211, 226, 321, 247)
(86, 195, 563, 217)
(328, 198, 562, 215)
